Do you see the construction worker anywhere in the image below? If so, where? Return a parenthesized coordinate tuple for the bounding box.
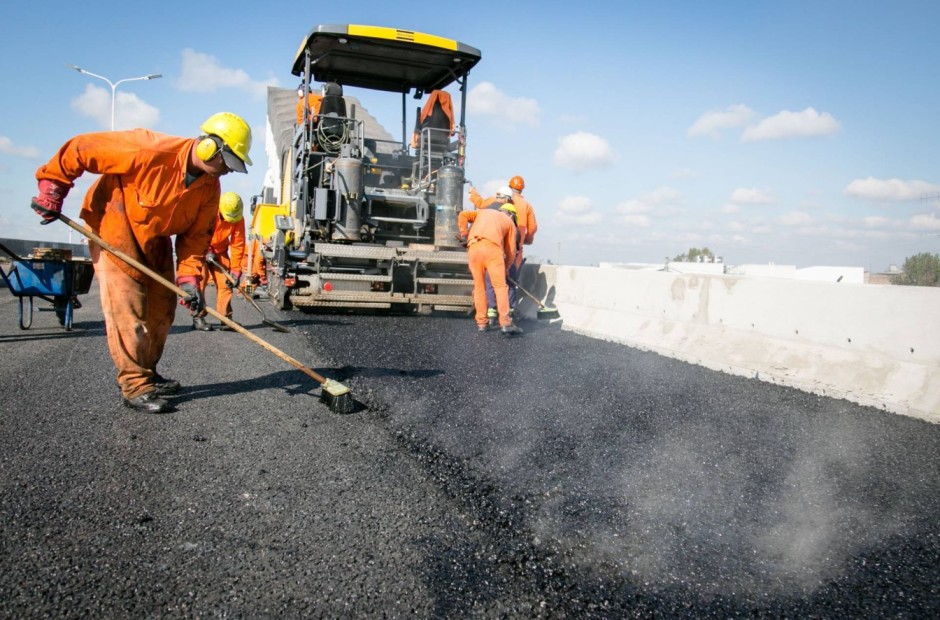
(469, 178, 538, 323)
(243, 236, 268, 298)
(192, 192, 246, 331)
(295, 82, 322, 126)
(458, 201, 522, 336)
(31, 112, 253, 414)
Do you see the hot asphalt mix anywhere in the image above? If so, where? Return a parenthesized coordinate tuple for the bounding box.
(0, 284, 937, 617)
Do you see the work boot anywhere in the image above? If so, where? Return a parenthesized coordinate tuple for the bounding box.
(500, 323, 523, 337)
(477, 324, 494, 333)
(218, 324, 235, 332)
(122, 392, 171, 414)
(152, 374, 181, 396)
(192, 316, 213, 331)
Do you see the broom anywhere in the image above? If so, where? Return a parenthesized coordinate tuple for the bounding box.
(48, 210, 354, 414)
(507, 276, 560, 320)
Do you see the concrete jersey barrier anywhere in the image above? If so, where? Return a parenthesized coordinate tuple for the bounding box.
(517, 264, 940, 422)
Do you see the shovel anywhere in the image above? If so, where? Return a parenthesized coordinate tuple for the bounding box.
(204, 254, 289, 333)
(48, 211, 354, 414)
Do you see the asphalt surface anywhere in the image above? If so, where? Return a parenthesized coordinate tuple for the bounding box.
(1, 281, 937, 618)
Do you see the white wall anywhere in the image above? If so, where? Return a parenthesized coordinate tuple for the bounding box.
(517, 264, 940, 422)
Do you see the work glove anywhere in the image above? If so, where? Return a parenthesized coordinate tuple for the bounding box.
(205, 252, 217, 265)
(456, 233, 468, 248)
(227, 271, 242, 289)
(31, 179, 71, 223)
(177, 276, 204, 313)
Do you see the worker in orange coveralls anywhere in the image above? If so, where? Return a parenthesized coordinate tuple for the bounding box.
(468, 181, 538, 323)
(458, 201, 523, 336)
(31, 112, 253, 414)
(242, 235, 268, 298)
(296, 82, 322, 126)
(191, 192, 246, 332)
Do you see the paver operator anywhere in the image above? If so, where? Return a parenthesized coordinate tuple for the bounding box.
(31, 112, 253, 414)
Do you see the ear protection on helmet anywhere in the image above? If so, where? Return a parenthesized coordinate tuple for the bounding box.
(195, 135, 223, 162)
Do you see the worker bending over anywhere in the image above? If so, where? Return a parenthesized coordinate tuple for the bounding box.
(31, 112, 253, 414)
(192, 192, 246, 331)
(458, 201, 523, 336)
(469, 176, 538, 322)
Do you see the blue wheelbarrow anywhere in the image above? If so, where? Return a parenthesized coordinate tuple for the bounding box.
(0, 242, 95, 330)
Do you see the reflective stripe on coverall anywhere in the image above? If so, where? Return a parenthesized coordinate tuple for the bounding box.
(198, 213, 246, 319)
(36, 129, 221, 399)
(458, 208, 517, 328)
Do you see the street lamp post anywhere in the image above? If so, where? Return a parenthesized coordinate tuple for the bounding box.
(67, 65, 162, 130)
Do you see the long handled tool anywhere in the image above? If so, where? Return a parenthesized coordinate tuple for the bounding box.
(204, 254, 289, 333)
(507, 276, 560, 320)
(52, 212, 353, 414)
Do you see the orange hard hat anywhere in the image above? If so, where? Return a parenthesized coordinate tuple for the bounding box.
(509, 175, 525, 191)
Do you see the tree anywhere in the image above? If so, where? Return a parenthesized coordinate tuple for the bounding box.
(893, 252, 940, 286)
(672, 247, 715, 263)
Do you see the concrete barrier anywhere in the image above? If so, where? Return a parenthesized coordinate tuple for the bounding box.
(517, 264, 940, 422)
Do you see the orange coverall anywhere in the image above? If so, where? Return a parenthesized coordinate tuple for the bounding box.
(457, 208, 517, 328)
(296, 93, 323, 125)
(198, 214, 246, 319)
(469, 186, 538, 270)
(35, 130, 220, 400)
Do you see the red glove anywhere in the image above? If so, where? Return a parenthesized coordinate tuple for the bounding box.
(31, 179, 71, 222)
(177, 276, 203, 312)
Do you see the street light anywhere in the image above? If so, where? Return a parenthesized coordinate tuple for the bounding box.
(67, 64, 162, 130)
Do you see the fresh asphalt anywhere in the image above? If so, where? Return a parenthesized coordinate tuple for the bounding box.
(1, 281, 937, 618)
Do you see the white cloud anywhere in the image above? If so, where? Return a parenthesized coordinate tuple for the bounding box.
(556, 195, 602, 225)
(843, 177, 940, 202)
(0, 136, 40, 158)
(730, 187, 776, 205)
(687, 104, 755, 139)
(617, 200, 651, 215)
(177, 49, 277, 97)
(911, 213, 940, 230)
(742, 107, 840, 142)
(622, 214, 652, 227)
(616, 186, 683, 220)
(467, 81, 539, 127)
(71, 84, 160, 130)
(721, 203, 741, 214)
(778, 211, 814, 226)
(553, 132, 616, 172)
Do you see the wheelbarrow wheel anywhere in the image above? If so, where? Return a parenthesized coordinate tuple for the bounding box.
(18, 296, 34, 330)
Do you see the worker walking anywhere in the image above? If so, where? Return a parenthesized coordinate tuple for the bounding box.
(458, 201, 523, 336)
(31, 112, 253, 414)
(192, 192, 247, 331)
(469, 176, 538, 323)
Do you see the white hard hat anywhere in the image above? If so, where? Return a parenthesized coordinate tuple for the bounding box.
(496, 186, 513, 199)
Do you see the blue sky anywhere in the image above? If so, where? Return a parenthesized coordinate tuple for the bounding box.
(2, 1, 939, 270)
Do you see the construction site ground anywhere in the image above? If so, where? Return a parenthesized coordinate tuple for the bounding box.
(1, 281, 937, 617)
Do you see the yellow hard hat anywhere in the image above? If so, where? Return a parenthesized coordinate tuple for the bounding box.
(219, 192, 244, 223)
(499, 202, 517, 216)
(200, 112, 253, 168)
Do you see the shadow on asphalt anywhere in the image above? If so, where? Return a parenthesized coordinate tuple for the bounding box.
(0, 320, 105, 341)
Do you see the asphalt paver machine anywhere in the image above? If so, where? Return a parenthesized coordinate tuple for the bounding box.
(256, 24, 482, 313)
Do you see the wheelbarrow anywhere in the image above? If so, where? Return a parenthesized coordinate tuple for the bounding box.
(0, 241, 95, 330)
